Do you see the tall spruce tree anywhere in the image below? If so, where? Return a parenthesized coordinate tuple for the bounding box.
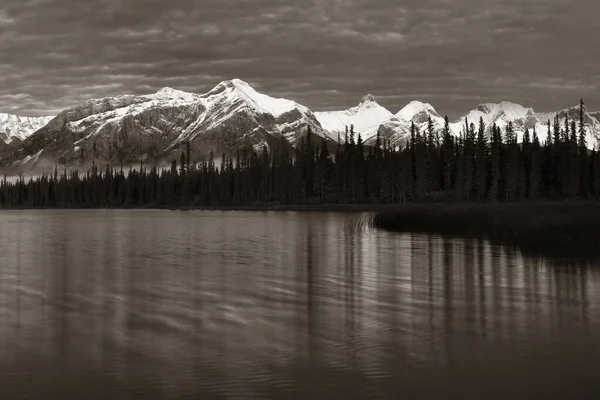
(474, 117, 487, 201)
(441, 115, 454, 192)
(529, 128, 542, 198)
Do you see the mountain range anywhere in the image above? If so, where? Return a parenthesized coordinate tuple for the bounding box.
(1, 78, 598, 175)
(0, 113, 53, 144)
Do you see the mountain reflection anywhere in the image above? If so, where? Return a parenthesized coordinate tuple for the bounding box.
(0, 210, 599, 399)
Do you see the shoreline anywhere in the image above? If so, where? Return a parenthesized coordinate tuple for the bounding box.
(1, 200, 596, 212)
(0, 203, 432, 212)
(4, 202, 600, 259)
(371, 202, 600, 259)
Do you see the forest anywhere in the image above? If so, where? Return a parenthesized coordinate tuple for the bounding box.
(0, 100, 598, 208)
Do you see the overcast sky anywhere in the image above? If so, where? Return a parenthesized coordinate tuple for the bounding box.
(1, 0, 599, 118)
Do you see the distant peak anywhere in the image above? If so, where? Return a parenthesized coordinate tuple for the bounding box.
(476, 103, 492, 113)
(206, 79, 258, 99)
(216, 78, 252, 90)
(157, 86, 176, 93)
(155, 86, 193, 96)
(360, 94, 376, 105)
(398, 100, 435, 115)
(150, 86, 199, 102)
(406, 100, 434, 109)
(477, 101, 526, 110)
(230, 78, 251, 86)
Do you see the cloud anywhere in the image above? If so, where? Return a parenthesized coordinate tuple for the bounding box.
(0, 9, 15, 24)
(0, 0, 599, 118)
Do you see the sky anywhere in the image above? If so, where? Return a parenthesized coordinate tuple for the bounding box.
(1, 0, 599, 119)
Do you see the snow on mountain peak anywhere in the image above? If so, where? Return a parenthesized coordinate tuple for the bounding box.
(360, 94, 377, 105)
(205, 78, 306, 118)
(473, 101, 532, 121)
(455, 101, 535, 136)
(150, 87, 199, 102)
(156, 86, 179, 95)
(314, 95, 393, 141)
(0, 112, 53, 143)
(230, 78, 252, 87)
(396, 101, 439, 121)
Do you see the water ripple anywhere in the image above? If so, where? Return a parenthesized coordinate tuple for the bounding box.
(0, 210, 598, 399)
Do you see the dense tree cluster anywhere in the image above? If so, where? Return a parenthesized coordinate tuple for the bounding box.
(1, 100, 599, 208)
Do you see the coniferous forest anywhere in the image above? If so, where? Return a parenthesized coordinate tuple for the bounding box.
(1, 100, 599, 208)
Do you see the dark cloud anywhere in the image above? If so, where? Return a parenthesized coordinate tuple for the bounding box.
(1, 0, 599, 118)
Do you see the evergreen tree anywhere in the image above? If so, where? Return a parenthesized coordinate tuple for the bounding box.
(3, 112, 600, 209)
(441, 115, 454, 192)
(529, 128, 542, 198)
(522, 128, 532, 197)
(488, 124, 502, 201)
(179, 151, 187, 175)
(568, 120, 580, 197)
(579, 99, 587, 151)
(578, 99, 590, 197)
(503, 122, 519, 201)
(474, 117, 488, 201)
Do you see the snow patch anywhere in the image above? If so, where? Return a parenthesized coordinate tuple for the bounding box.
(0, 113, 53, 142)
(315, 94, 393, 141)
(396, 101, 440, 121)
(205, 79, 307, 118)
(14, 148, 44, 166)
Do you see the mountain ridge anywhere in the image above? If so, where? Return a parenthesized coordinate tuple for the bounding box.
(0, 113, 54, 143)
(314, 94, 393, 142)
(2, 79, 599, 175)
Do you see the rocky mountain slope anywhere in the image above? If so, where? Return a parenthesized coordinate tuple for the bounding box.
(2, 80, 599, 175)
(0, 79, 332, 174)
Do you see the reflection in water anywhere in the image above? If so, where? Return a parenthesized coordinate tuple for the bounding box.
(0, 210, 600, 399)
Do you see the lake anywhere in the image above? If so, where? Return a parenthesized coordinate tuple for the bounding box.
(0, 210, 599, 399)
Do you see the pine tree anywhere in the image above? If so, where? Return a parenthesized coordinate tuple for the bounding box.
(530, 128, 542, 198)
(179, 151, 187, 175)
(593, 150, 600, 199)
(464, 121, 476, 200)
(579, 98, 587, 151)
(522, 128, 532, 197)
(186, 141, 191, 171)
(473, 117, 487, 201)
(503, 122, 519, 201)
(441, 115, 454, 192)
(488, 125, 501, 202)
(578, 98, 589, 197)
(454, 133, 465, 200)
(568, 120, 580, 198)
(304, 126, 315, 199)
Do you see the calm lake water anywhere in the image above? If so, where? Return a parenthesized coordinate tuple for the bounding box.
(0, 210, 599, 399)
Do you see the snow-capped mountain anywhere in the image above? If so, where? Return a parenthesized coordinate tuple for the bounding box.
(534, 104, 600, 146)
(0, 79, 331, 174)
(374, 100, 600, 149)
(396, 101, 444, 127)
(0, 113, 53, 143)
(168, 78, 327, 150)
(451, 102, 600, 145)
(449, 101, 540, 141)
(369, 117, 412, 148)
(314, 95, 393, 142)
(364, 101, 445, 148)
(3, 79, 600, 175)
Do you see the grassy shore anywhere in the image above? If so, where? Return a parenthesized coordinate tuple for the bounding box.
(372, 202, 600, 259)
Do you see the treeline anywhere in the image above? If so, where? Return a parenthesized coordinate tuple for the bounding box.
(1, 100, 599, 208)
